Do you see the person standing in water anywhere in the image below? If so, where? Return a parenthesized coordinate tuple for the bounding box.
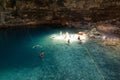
(78, 35, 80, 40)
(78, 35, 82, 43)
(60, 31, 62, 36)
(68, 39, 70, 44)
(65, 32, 69, 39)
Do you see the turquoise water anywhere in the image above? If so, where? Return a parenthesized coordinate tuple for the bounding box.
(0, 26, 119, 80)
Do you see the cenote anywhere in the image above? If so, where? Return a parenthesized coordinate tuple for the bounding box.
(0, 25, 120, 80)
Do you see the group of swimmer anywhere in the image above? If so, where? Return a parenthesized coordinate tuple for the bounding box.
(32, 31, 85, 58)
(32, 44, 45, 58)
(59, 31, 82, 44)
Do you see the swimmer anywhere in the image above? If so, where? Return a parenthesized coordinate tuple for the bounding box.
(64, 32, 69, 39)
(52, 36, 55, 38)
(39, 51, 45, 57)
(32, 45, 41, 49)
(60, 31, 62, 36)
(68, 39, 70, 43)
(79, 39, 82, 44)
(78, 36, 80, 40)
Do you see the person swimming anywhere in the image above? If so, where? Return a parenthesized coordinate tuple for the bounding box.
(32, 45, 40, 49)
(39, 51, 45, 57)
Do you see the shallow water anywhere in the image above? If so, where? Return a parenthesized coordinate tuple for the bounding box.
(0, 26, 119, 80)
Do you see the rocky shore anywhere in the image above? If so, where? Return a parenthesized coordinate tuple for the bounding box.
(88, 26, 120, 46)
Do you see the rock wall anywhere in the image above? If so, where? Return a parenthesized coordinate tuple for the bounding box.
(0, 0, 120, 27)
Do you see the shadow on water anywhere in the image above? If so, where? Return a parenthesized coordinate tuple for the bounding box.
(0, 27, 53, 69)
(0, 26, 62, 80)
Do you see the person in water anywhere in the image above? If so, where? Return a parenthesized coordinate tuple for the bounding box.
(64, 32, 69, 39)
(68, 39, 70, 44)
(60, 31, 62, 36)
(78, 36, 80, 40)
(78, 36, 82, 44)
(32, 44, 40, 49)
(39, 51, 45, 57)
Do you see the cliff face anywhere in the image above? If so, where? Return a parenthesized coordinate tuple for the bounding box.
(64, 0, 120, 10)
(64, 0, 102, 10)
(0, 0, 120, 23)
(1, 0, 120, 10)
(63, 0, 120, 20)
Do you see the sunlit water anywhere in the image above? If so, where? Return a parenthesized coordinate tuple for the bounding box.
(0, 26, 120, 80)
